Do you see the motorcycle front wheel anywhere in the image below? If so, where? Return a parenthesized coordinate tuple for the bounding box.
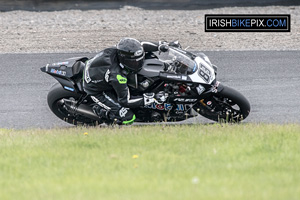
(195, 84, 250, 123)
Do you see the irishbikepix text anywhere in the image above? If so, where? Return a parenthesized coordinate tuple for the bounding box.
(205, 15, 290, 32)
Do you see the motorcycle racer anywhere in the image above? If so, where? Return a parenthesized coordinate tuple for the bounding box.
(83, 38, 180, 125)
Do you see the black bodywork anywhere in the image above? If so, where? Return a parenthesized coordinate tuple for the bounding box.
(41, 52, 226, 124)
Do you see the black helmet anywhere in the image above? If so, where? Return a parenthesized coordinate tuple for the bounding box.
(117, 38, 145, 72)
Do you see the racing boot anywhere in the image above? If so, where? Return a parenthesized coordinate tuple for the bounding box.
(92, 105, 111, 122)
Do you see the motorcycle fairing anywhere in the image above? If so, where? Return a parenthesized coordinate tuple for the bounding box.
(188, 57, 216, 85)
(40, 57, 88, 93)
(41, 57, 87, 78)
(138, 59, 165, 77)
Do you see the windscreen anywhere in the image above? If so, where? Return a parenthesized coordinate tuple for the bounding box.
(168, 48, 197, 75)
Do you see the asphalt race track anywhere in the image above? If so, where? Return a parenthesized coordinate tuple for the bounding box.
(0, 51, 299, 129)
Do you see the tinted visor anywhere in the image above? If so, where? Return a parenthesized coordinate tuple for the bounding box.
(123, 55, 145, 72)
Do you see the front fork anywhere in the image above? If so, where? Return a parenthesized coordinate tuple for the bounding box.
(209, 81, 223, 94)
(196, 81, 223, 111)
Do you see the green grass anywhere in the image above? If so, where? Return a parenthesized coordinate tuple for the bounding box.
(0, 124, 299, 200)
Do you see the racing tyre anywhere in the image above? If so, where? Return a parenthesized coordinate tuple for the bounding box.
(47, 83, 97, 125)
(197, 84, 250, 123)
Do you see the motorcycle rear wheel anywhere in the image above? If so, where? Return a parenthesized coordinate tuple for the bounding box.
(47, 83, 98, 126)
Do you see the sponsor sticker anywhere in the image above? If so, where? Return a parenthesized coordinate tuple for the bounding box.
(173, 98, 198, 102)
(167, 75, 181, 79)
(64, 86, 75, 92)
(145, 103, 188, 111)
(117, 75, 127, 84)
(51, 61, 69, 66)
(50, 68, 66, 76)
(119, 107, 129, 117)
(196, 84, 205, 95)
(134, 50, 143, 57)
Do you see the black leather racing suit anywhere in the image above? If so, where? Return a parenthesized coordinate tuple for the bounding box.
(83, 41, 161, 124)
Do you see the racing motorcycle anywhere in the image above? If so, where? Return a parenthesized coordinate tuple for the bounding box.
(40, 47, 250, 125)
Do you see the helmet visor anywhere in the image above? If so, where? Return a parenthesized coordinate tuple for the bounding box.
(123, 55, 145, 72)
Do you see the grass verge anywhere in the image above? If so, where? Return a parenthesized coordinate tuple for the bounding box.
(0, 124, 299, 200)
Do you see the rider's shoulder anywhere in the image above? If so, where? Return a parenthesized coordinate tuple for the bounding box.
(93, 47, 117, 58)
(103, 46, 118, 54)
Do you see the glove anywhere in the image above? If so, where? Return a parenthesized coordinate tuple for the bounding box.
(169, 41, 181, 49)
(155, 91, 168, 104)
(143, 93, 155, 106)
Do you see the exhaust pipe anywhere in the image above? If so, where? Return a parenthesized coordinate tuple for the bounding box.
(77, 104, 100, 121)
(63, 99, 100, 121)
